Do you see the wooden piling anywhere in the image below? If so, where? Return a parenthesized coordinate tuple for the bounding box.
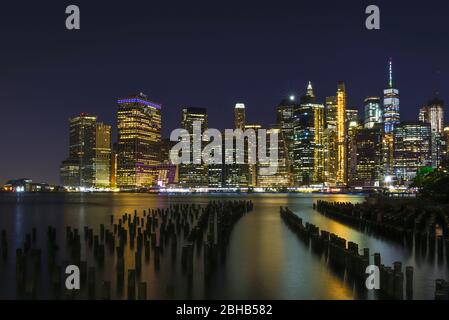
(405, 266, 413, 300)
(127, 269, 136, 300)
(102, 281, 111, 300)
(138, 282, 147, 300)
(88, 267, 96, 299)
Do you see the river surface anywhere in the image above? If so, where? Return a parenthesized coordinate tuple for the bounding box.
(0, 193, 447, 299)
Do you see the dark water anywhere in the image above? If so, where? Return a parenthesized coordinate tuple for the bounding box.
(0, 193, 447, 299)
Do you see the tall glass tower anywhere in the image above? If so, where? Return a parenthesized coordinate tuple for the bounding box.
(336, 81, 347, 185)
(419, 97, 445, 168)
(60, 113, 97, 188)
(293, 82, 325, 185)
(364, 96, 382, 129)
(117, 93, 162, 189)
(383, 58, 400, 133)
(277, 96, 297, 176)
(234, 103, 246, 130)
(60, 113, 111, 189)
(179, 107, 209, 188)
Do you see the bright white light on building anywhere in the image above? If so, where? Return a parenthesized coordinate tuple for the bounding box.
(235, 103, 245, 109)
(289, 95, 295, 101)
(384, 176, 393, 183)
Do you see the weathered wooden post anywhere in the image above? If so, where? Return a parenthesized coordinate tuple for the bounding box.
(1, 230, 7, 260)
(434, 279, 449, 300)
(138, 282, 147, 300)
(405, 266, 413, 300)
(385, 267, 394, 297)
(98, 244, 105, 267)
(100, 224, 105, 242)
(80, 260, 87, 284)
(127, 269, 136, 300)
(16, 248, 25, 290)
(374, 253, 381, 267)
(33, 248, 41, 270)
(88, 267, 96, 299)
(52, 265, 62, 293)
(102, 281, 111, 300)
(437, 236, 444, 257)
(393, 262, 403, 300)
(94, 235, 99, 257)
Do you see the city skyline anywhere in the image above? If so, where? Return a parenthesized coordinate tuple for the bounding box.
(2, 64, 447, 187)
(2, 0, 449, 184)
(20, 61, 447, 191)
(3, 67, 448, 187)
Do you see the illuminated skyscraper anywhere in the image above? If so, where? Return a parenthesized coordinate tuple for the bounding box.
(257, 126, 291, 189)
(117, 93, 162, 189)
(208, 137, 224, 189)
(276, 96, 297, 166)
(394, 121, 431, 185)
(444, 127, 449, 154)
(346, 108, 359, 127)
(382, 60, 399, 179)
(60, 113, 96, 188)
(221, 134, 250, 189)
(228, 103, 250, 188)
(293, 82, 324, 185)
(419, 97, 445, 168)
(336, 81, 347, 185)
(244, 124, 262, 187)
(348, 126, 383, 188)
(234, 103, 246, 130)
(94, 123, 112, 188)
(160, 138, 176, 164)
(325, 96, 338, 129)
(383, 58, 400, 134)
(323, 96, 338, 185)
(323, 129, 337, 185)
(179, 107, 208, 187)
(60, 113, 111, 188)
(364, 97, 382, 129)
(382, 133, 395, 182)
(110, 150, 118, 189)
(346, 110, 362, 186)
(60, 159, 80, 188)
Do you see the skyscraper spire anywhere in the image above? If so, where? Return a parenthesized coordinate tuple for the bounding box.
(306, 81, 315, 97)
(388, 57, 393, 88)
(383, 57, 400, 135)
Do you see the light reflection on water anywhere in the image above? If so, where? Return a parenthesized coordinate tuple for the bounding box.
(0, 193, 447, 299)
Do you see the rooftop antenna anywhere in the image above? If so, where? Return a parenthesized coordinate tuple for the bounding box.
(388, 57, 393, 88)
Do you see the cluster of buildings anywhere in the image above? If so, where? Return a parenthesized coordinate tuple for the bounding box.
(60, 94, 175, 191)
(59, 59, 448, 192)
(1, 178, 53, 193)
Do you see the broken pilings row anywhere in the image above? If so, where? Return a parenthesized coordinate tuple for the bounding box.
(280, 206, 414, 300)
(314, 200, 411, 242)
(435, 279, 449, 300)
(1, 200, 253, 299)
(314, 200, 449, 261)
(203, 200, 253, 280)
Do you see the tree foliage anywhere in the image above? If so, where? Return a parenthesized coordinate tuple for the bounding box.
(412, 156, 449, 203)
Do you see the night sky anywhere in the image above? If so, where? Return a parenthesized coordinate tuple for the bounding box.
(1, 0, 448, 184)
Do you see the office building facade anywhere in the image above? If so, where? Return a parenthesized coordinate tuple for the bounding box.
(117, 93, 162, 189)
